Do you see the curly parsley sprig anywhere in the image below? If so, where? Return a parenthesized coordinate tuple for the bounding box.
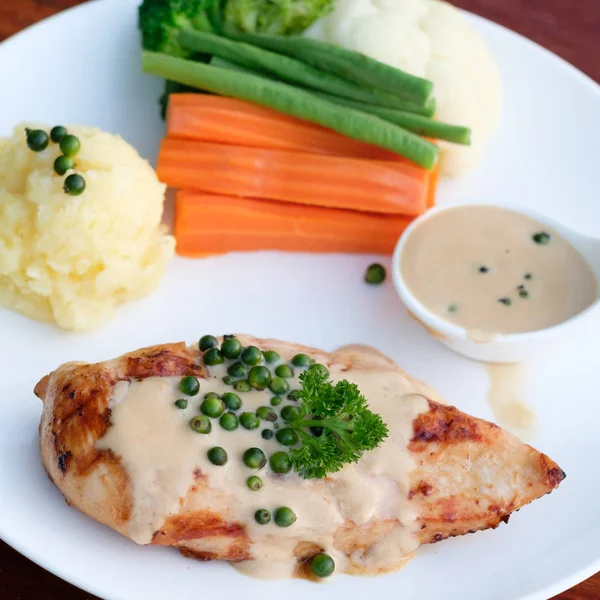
(286, 365, 389, 479)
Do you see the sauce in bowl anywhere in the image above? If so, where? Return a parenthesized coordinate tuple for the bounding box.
(400, 205, 597, 336)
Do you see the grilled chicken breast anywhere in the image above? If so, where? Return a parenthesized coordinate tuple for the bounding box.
(35, 336, 565, 579)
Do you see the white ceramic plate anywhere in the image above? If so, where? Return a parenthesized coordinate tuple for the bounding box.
(1, 1, 599, 599)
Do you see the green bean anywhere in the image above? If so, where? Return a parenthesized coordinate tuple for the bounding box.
(226, 32, 433, 105)
(142, 52, 438, 169)
(209, 55, 435, 116)
(180, 30, 421, 111)
(311, 92, 470, 145)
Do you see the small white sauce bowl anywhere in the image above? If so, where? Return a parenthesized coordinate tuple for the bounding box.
(392, 204, 600, 363)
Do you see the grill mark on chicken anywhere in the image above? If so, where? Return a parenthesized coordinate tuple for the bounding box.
(35, 344, 208, 481)
(410, 400, 487, 448)
(152, 511, 248, 546)
(409, 480, 433, 499)
(540, 455, 567, 486)
(57, 451, 71, 473)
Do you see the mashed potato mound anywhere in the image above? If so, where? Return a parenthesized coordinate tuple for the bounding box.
(0, 124, 175, 331)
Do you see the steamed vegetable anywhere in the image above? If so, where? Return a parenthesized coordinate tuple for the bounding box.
(179, 30, 419, 110)
(310, 92, 471, 145)
(220, 0, 334, 35)
(224, 31, 433, 104)
(143, 52, 439, 168)
(138, 0, 332, 58)
(173, 192, 417, 257)
(167, 94, 404, 159)
(167, 94, 466, 154)
(138, 0, 214, 117)
(138, 0, 213, 58)
(315, 0, 502, 176)
(158, 138, 431, 214)
(209, 55, 436, 117)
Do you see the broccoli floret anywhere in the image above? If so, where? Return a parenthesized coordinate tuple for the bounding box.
(222, 0, 335, 36)
(138, 0, 212, 58)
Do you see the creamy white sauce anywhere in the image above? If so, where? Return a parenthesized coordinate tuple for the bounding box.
(401, 206, 597, 335)
(486, 363, 536, 440)
(95, 346, 428, 579)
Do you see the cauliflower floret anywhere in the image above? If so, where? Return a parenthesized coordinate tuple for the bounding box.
(309, 0, 502, 176)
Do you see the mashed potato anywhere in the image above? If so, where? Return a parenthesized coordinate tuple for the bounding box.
(0, 124, 175, 331)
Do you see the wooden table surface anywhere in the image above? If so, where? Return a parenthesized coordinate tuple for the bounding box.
(0, 1, 598, 599)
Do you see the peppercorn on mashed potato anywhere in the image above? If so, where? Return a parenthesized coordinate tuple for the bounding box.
(0, 124, 175, 331)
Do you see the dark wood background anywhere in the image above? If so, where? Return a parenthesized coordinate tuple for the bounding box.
(0, 1, 598, 599)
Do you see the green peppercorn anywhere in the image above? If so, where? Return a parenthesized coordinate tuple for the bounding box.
(256, 406, 277, 422)
(174, 399, 188, 409)
(219, 412, 238, 431)
(201, 397, 224, 418)
(222, 392, 242, 411)
(50, 126, 67, 144)
(227, 362, 247, 378)
(274, 506, 296, 527)
(254, 509, 270, 525)
(190, 415, 211, 434)
(365, 263, 386, 285)
(240, 412, 260, 430)
(291, 353, 312, 367)
(308, 363, 329, 378)
(243, 447, 266, 469)
(498, 297, 512, 306)
(310, 426, 324, 438)
(287, 390, 300, 402)
(203, 347, 224, 366)
(59, 134, 81, 157)
(311, 553, 335, 578)
(234, 379, 252, 393)
(199, 335, 218, 351)
(63, 173, 86, 196)
(222, 376, 234, 386)
(269, 451, 291, 474)
(25, 129, 49, 152)
(207, 446, 227, 466)
(221, 337, 242, 359)
(263, 350, 280, 364)
(179, 376, 200, 396)
(204, 392, 220, 400)
(270, 396, 282, 407)
(248, 366, 271, 390)
(276, 428, 299, 446)
(247, 475, 263, 491)
(261, 429, 274, 440)
(269, 377, 289, 395)
(280, 405, 300, 422)
(53, 155, 74, 176)
(275, 364, 294, 378)
(241, 345, 263, 366)
(532, 232, 551, 245)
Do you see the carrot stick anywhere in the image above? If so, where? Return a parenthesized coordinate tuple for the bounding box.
(175, 192, 412, 257)
(158, 138, 429, 216)
(167, 94, 404, 161)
